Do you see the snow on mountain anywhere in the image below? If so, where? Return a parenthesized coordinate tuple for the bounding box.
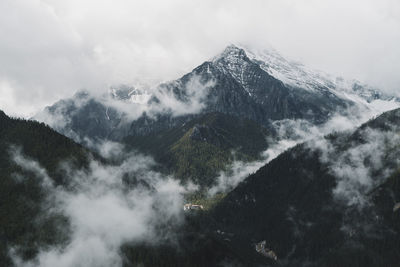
(98, 44, 400, 117)
(239, 44, 336, 92)
(109, 85, 152, 104)
(212, 44, 257, 96)
(233, 44, 399, 111)
(38, 44, 399, 145)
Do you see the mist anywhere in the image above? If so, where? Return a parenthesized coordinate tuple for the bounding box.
(8, 143, 194, 267)
(305, 115, 400, 208)
(208, 99, 400, 196)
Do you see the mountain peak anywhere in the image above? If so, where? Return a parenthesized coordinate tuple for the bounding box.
(222, 44, 244, 53)
(213, 44, 248, 63)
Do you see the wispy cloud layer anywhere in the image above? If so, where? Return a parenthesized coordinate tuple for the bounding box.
(8, 144, 192, 267)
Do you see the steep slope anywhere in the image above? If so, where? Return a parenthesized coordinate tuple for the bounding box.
(208, 45, 348, 123)
(209, 108, 400, 266)
(0, 110, 93, 265)
(125, 112, 272, 188)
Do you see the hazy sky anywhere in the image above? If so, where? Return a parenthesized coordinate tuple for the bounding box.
(0, 0, 399, 117)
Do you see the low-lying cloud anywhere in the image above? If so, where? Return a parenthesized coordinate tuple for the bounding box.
(35, 74, 215, 145)
(8, 144, 193, 267)
(306, 118, 400, 208)
(208, 101, 400, 196)
(208, 139, 298, 196)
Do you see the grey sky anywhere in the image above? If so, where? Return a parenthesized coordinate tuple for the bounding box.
(0, 0, 399, 117)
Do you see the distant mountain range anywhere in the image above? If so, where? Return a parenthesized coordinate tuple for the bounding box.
(35, 44, 399, 188)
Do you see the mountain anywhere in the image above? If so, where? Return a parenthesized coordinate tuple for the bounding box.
(206, 107, 400, 266)
(0, 110, 254, 267)
(7, 43, 400, 266)
(37, 44, 398, 144)
(119, 108, 400, 267)
(138, 45, 348, 134)
(35, 44, 399, 189)
(242, 44, 398, 103)
(0, 110, 95, 265)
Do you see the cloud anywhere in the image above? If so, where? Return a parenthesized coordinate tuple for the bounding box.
(10, 146, 54, 189)
(208, 139, 299, 196)
(331, 128, 400, 207)
(33, 73, 215, 149)
(98, 73, 215, 120)
(0, 0, 399, 117)
(150, 75, 215, 117)
(208, 102, 400, 196)
(8, 144, 193, 267)
(304, 117, 400, 208)
(295, 121, 400, 240)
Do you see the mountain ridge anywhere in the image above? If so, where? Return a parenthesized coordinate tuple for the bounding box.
(33, 44, 400, 190)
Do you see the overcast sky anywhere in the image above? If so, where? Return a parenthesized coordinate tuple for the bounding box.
(0, 0, 399, 117)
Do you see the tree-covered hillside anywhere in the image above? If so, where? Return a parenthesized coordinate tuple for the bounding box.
(0, 110, 93, 265)
(125, 112, 272, 188)
(209, 108, 400, 266)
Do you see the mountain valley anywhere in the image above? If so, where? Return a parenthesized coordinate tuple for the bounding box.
(2, 44, 400, 267)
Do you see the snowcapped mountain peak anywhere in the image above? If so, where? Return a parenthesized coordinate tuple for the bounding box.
(229, 44, 399, 105)
(237, 44, 337, 92)
(211, 44, 336, 94)
(210, 44, 258, 95)
(213, 44, 247, 62)
(212, 45, 251, 73)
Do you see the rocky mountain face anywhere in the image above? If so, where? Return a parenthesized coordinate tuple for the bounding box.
(207, 108, 400, 266)
(152, 46, 347, 129)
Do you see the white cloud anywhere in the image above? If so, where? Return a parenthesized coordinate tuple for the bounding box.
(208, 138, 299, 196)
(0, 0, 399, 117)
(208, 101, 400, 196)
(8, 145, 192, 267)
(304, 120, 400, 208)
